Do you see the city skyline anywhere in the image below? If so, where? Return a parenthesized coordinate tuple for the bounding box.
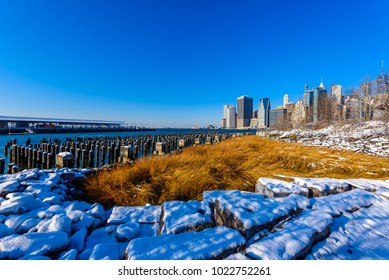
(0, 0, 388, 128)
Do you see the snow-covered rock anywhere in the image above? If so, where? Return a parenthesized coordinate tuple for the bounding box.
(89, 243, 120, 260)
(256, 177, 309, 198)
(376, 188, 389, 200)
(159, 200, 213, 235)
(310, 189, 379, 217)
(245, 210, 332, 260)
(116, 222, 140, 241)
(0, 232, 69, 260)
(107, 205, 161, 225)
(0, 196, 48, 215)
(345, 179, 389, 192)
(211, 191, 309, 240)
(0, 180, 20, 197)
(294, 177, 351, 197)
(124, 226, 246, 260)
(307, 199, 389, 260)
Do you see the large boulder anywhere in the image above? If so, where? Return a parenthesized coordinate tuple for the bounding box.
(256, 177, 309, 198)
(159, 200, 213, 235)
(245, 209, 333, 260)
(124, 226, 246, 260)
(0, 232, 69, 260)
(206, 190, 309, 240)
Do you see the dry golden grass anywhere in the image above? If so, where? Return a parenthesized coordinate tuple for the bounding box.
(83, 136, 389, 207)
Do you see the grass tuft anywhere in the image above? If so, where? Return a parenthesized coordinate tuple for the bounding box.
(83, 136, 389, 207)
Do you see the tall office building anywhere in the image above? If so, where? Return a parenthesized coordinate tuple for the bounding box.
(283, 94, 289, 108)
(237, 95, 253, 128)
(303, 80, 327, 123)
(331, 85, 343, 105)
(226, 105, 236, 128)
(258, 98, 271, 128)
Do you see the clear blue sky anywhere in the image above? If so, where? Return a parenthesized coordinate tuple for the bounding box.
(0, 0, 388, 128)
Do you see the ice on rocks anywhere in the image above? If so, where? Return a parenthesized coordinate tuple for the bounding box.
(310, 189, 379, 216)
(159, 200, 213, 235)
(256, 177, 309, 198)
(0, 232, 69, 260)
(116, 221, 140, 241)
(124, 226, 246, 260)
(246, 210, 333, 260)
(294, 177, 351, 197)
(212, 191, 309, 239)
(107, 205, 161, 225)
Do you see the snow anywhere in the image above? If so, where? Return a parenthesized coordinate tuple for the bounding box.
(310, 189, 379, 217)
(116, 221, 140, 241)
(69, 227, 87, 252)
(58, 249, 77, 260)
(376, 188, 389, 200)
(256, 177, 309, 198)
(213, 191, 309, 239)
(33, 214, 72, 235)
(160, 200, 213, 235)
(107, 205, 161, 224)
(294, 177, 351, 197)
(224, 252, 251, 260)
(0, 197, 48, 215)
(124, 226, 246, 260)
(89, 243, 120, 260)
(65, 201, 91, 213)
(0, 232, 69, 260)
(246, 210, 333, 260)
(307, 199, 389, 260)
(345, 179, 389, 192)
(0, 223, 15, 238)
(0, 180, 20, 197)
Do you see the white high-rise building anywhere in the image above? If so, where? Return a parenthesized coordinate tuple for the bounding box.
(226, 106, 236, 128)
(258, 98, 271, 128)
(331, 85, 343, 105)
(283, 94, 289, 108)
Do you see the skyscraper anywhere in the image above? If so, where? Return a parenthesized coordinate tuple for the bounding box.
(283, 94, 289, 108)
(226, 105, 236, 128)
(331, 85, 343, 105)
(304, 80, 327, 123)
(258, 98, 271, 128)
(237, 95, 253, 128)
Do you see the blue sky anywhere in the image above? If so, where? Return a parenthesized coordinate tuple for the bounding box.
(0, 0, 388, 128)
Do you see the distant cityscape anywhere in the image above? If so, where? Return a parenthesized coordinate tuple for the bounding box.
(221, 62, 389, 130)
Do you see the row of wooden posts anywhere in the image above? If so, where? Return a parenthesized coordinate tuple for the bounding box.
(0, 132, 248, 175)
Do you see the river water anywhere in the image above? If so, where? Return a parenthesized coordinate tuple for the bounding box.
(0, 128, 256, 159)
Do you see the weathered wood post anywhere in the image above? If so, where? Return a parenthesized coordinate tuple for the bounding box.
(7, 163, 15, 174)
(0, 158, 5, 175)
(12, 165, 19, 174)
(56, 152, 74, 169)
(81, 149, 87, 168)
(88, 150, 94, 168)
(47, 153, 53, 169)
(33, 149, 38, 169)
